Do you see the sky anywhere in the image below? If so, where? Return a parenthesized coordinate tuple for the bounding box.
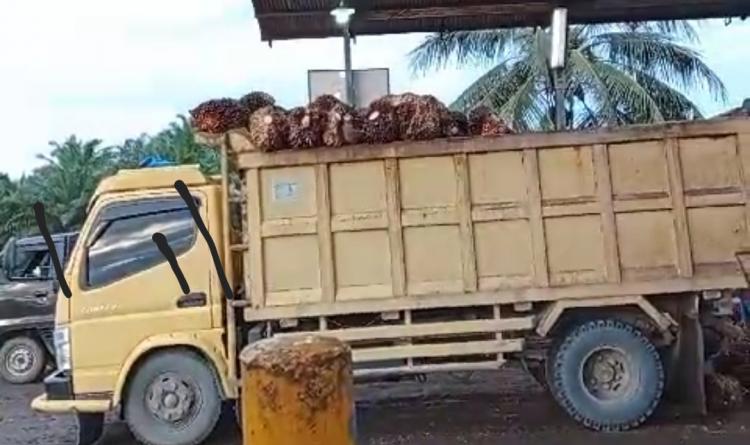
(1, 0, 749, 178)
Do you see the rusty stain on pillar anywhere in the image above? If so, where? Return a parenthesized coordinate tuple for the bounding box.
(240, 335, 356, 445)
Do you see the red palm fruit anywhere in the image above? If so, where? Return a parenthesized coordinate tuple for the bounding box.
(288, 106, 324, 149)
(248, 106, 288, 152)
(361, 103, 398, 144)
(443, 110, 469, 137)
(239, 91, 276, 115)
(190, 98, 248, 134)
(403, 94, 448, 141)
(468, 105, 513, 136)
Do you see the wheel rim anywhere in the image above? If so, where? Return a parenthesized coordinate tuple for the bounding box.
(581, 347, 635, 401)
(145, 373, 202, 426)
(5, 345, 34, 377)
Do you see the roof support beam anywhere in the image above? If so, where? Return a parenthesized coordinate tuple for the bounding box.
(253, 0, 750, 41)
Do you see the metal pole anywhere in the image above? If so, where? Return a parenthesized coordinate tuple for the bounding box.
(554, 68, 565, 131)
(343, 27, 355, 106)
(220, 138, 238, 398)
(550, 7, 568, 131)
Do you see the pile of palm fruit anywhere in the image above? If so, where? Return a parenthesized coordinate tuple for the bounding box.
(189, 91, 513, 153)
(703, 317, 749, 412)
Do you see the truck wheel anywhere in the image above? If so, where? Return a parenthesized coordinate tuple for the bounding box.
(0, 336, 47, 384)
(550, 319, 664, 431)
(544, 334, 567, 398)
(124, 350, 222, 445)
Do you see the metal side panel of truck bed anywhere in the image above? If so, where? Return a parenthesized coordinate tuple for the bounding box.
(231, 117, 750, 318)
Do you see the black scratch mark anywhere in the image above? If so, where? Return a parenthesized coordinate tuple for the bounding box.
(33, 202, 72, 299)
(174, 180, 234, 300)
(152, 232, 191, 295)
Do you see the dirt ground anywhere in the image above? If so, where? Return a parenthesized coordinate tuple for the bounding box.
(3, 366, 750, 445)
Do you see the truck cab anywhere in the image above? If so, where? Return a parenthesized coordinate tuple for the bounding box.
(33, 165, 232, 445)
(0, 232, 78, 383)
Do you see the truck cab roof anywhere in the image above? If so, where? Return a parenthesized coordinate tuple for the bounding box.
(15, 232, 78, 250)
(89, 165, 210, 209)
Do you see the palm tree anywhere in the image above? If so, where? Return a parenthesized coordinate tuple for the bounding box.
(409, 21, 727, 131)
(35, 136, 115, 230)
(114, 133, 151, 169)
(0, 174, 39, 245)
(0, 118, 220, 243)
(115, 115, 220, 174)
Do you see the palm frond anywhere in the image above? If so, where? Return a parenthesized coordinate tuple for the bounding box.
(632, 69, 704, 120)
(586, 31, 727, 102)
(568, 49, 619, 126)
(590, 61, 665, 123)
(496, 73, 547, 132)
(450, 60, 518, 111)
(616, 21, 701, 42)
(408, 28, 531, 74)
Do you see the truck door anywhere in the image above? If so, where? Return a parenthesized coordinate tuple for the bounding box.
(68, 193, 213, 394)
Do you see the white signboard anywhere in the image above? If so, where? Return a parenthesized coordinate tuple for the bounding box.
(308, 68, 390, 109)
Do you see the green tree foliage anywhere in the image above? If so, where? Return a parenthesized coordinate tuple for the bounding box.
(0, 174, 40, 245)
(35, 136, 116, 230)
(114, 116, 219, 173)
(409, 22, 727, 131)
(0, 114, 218, 245)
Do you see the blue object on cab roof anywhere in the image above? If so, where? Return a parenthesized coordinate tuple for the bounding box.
(138, 156, 175, 168)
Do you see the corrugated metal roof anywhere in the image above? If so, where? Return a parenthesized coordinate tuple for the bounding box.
(251, 0, 750, 41)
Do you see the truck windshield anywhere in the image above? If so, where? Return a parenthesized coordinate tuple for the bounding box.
(85, 199, 196, 288)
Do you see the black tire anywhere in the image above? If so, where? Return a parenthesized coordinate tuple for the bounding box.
(0, 335, 47, 384)
(124, 350, 222, 445)
(544, 333, 567, 400)
(550, 319, 664, 431)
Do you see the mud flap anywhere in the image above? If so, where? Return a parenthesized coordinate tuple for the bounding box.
(76, 413, 104, 445)
(664, 294, 707, 416)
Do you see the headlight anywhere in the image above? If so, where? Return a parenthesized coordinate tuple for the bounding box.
(53, 327, 71, 371)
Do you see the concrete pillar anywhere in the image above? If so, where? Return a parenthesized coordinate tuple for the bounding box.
(240, 335, 356, 445)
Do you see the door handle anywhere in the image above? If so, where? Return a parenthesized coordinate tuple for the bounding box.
(176, 292, 207, 308)
(34, 290, 49, 298)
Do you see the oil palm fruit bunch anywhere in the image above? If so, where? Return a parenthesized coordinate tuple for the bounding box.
(239, 91, 276, 114)
(311, 95, 354, 148)
(322, 108, 345, 147)
(341, 110, 365, 145)
(248, 106, 288, 152)
(362, 101, 399, 144)
(403, 94, 448, 141)
(372, 93, 419, 139)
(323, 103, 357, 148)
(468, 106, 513, 136)
(190, 98, 248, 134)
(288, 106, 325, 149)
(310, 94, 351, 113)
(706, 373, 744, 413)
(443, 110, 469, 137)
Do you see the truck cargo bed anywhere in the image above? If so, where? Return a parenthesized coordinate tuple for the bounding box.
(223, 117, 750, 320)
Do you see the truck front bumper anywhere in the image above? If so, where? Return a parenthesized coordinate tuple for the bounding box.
(31, 370, 110, 414)
(31, 394, 110, 413)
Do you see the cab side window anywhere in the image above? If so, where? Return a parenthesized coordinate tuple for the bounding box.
(85, 198, 197, 288)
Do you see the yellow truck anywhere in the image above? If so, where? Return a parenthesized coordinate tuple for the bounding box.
(32, 116, 750, 445)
